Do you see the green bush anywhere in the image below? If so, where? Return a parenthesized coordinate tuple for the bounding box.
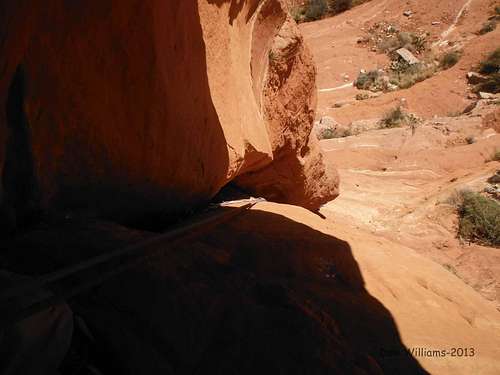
(290, 6, 306, 23)
(475, 73, 500, 93)
(305, 0, 328, 21)
(441, 51, 461, 69)
(457, 191, 500, 247)
(465, 135, 476, 144)
(479, 21, 497, 35)
(493, 149, 500, 161)
(389, 63, 435, 89)
(318, 127, 351, 139)
(354, 70, 386, 90)
(380, 107, 406, 128)
(329, 0, 352, 14)
(479, 48, 500, 74)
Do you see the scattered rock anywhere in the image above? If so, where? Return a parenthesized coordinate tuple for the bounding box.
(318, 116, 338, 128)
(395, 48, 420, 65)
(484, 185, 500, 198)
(462, 101, 477, 114)
(387, 83, 399, 92)
(431, 21, 441, 26)
(403, 10, 413, 17)
(467, 72, 488, 85)
(479, 92, 495, 100)
(355, 92, 382, 101)
(483, 108, 500, 133)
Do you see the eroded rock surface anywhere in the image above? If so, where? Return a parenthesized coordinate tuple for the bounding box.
(0, 0, 337, 228)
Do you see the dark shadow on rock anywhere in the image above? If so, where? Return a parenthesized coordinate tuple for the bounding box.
(2, 65, 40, 229)
(2, 206, 428, 374)
(0, 0, 229, 232)
(207, 0, 261, 24)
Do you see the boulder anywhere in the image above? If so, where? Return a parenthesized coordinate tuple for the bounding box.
(0, 0, 338, 228)
(479, 92, 495, 99)
(395, 48, 420, 65)
(466, 72, 488, 85)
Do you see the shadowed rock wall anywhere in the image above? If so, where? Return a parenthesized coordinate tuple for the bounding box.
(0, 0, 338, 228)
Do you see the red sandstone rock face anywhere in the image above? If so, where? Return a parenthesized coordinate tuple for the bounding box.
(0, 0, 338, 226)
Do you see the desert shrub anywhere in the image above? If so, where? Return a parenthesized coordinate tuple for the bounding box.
(318, 127, 351, 139)
(475, 73, 500, 93)
(441, 51, 461, 69)
(305, 0, 328, 21)
(290, 6, 306, 23)
(389, 62, 435, 89)
(356, 92, 371, 100)
(493, 149, 500, 161)
(380, 107, 408, 129)
(465, 135, 476, 144)
(268, 50, 277, 62)
(474, 49, 500, 93)
(479, 21, 497, 35)
(479, 48, 500, 75)
(328, 0, 352, 14)
(488, 170, 500, 183)
(354, 70, 388, 91)
(456, 191, 500, 247)
(378, 31, 427, 55)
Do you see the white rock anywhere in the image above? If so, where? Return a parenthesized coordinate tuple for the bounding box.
(479, 92, 494, 99)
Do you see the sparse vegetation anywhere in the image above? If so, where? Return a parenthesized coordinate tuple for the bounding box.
(475, 48, 500, 93)
(493, 149, 500, 161)
(442, 263, 458, 275)
(305, 0, 328, 21)
(354, 70, 386, 91)
(328, 0, 352, 14)
(355, 92, 371, 100)
(358, 29, 461, 92)
(378, 31, 427, 54)
(465, 135, 476, 144)
(452, 190, 500, 247)
(379, 107, 419, 128)
(291, 0, 372, 23)
(479, 48, 500, 74)
(389, 62, 436, 89)
(441, 51, 461, 69)
(476, 74, 500, 93)
(381, 107, 406, 128)
(488, 170, 500, 183)
(318, 127, 352, 139)
(479, 20, 497, 35)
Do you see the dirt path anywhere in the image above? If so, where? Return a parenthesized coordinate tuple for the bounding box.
(437, 0, 474, 42)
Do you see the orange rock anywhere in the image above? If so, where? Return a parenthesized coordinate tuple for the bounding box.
(0, 0, 337, 227)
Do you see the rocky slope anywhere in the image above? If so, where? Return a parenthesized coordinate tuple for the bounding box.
(0, 0, 337, 231)
(299, 0, 500, 339)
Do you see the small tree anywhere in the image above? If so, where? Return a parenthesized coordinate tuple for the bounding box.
(329, 0, 352, 14)
(305, 0, 328, 21)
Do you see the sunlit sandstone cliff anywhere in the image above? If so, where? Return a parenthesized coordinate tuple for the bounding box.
(0, 0, 338, 227)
